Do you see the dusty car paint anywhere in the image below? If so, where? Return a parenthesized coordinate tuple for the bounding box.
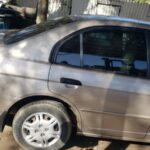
(0, 15, 150, 143)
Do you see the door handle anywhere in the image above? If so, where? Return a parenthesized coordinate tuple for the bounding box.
(60, 78, 82, 86)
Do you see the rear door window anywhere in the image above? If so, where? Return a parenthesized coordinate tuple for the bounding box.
(55, 35, 81, 67)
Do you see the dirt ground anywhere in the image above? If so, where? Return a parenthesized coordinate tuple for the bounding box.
(1, 126, 150, 150)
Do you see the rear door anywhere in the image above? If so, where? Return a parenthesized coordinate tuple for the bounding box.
(48, 27, 150, 139)
(49, 34, 102, 134)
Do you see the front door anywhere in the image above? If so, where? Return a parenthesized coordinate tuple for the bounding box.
(48, 27, 150, 139)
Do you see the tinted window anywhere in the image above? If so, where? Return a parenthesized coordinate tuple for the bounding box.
(56, 35, 80, 67)
(0, 22, 5, 29)
(83, 29, 147, 77)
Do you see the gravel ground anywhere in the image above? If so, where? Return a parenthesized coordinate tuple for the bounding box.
(0, 126, 150, 150)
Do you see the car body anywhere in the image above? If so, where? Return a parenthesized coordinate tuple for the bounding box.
(0, 15, 150, 149)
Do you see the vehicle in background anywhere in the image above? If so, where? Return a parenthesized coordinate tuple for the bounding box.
(0, 8, 35, 40)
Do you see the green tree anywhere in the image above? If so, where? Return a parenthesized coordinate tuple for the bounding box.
(134, 0, 150, 4)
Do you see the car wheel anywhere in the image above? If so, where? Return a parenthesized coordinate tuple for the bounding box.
(12, 101, 72, 150)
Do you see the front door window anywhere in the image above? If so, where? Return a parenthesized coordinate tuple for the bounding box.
(83, 29, 147, 78)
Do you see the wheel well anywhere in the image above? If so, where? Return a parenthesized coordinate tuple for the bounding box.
(5, 96, 77, 132)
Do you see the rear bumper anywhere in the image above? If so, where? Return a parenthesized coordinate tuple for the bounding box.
(0, 111, 7, 132)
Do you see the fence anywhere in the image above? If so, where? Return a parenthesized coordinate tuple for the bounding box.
(13, 0, 150, 21)
(14, 0, 71, 19)
(15, 0, 37, 8)
(71, 0, 150, 21)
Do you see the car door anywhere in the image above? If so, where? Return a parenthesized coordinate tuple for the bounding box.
(48, 27, 150, 139)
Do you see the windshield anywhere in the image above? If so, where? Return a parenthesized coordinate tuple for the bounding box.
(4, 16, 75, 44)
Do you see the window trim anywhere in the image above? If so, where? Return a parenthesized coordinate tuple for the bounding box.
(80, 34, 83, 67)
(146, 31, 150, 78)
(50, 26, 149, 79)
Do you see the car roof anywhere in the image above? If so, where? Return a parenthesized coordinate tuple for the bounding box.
(4, 15, 150, 44)
(69, 15, 150, 27)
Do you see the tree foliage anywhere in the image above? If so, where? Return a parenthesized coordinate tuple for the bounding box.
(133, 0, 150, 4)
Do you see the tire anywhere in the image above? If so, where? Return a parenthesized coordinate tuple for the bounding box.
(12, 101, 72, 150)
